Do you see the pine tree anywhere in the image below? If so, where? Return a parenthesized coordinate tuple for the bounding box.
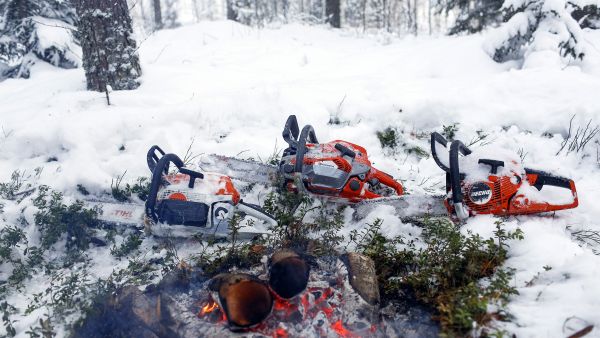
(486, 0, 598, 63)
(74, 0, 141, 95)
(0, 0, 79, 80)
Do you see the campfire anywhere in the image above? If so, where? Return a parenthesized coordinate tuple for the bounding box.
(197, 250, 384, 337)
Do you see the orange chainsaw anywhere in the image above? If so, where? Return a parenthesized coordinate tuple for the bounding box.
(430, 132, 578, 220)
(278, 115, 404, 202)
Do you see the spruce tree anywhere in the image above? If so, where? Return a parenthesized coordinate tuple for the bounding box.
(74, 0, 141, 93)
(486, 0, 598, 63)
(0, 0, 79, 80)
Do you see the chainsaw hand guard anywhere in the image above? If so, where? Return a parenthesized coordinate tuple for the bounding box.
(280, 115, 404, 202)
(430, 132, 578, 220)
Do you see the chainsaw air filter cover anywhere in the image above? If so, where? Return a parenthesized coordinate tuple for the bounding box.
(430, 132, 578, 220)
(279, 115, 404, 202)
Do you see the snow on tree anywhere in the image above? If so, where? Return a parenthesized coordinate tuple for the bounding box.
(0, 0, 80, 80)
(485, 0, 600, 64)
(74, 0, 141, 93)
(440, 0, 503, 34)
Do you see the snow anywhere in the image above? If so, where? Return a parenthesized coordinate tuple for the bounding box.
(1, 20, 600, 337)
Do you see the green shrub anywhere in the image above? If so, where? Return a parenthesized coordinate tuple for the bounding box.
(33, 186, 100, 253)
(352, 218, 523, 336)
(376, 127, 398, 149)
(110, 233, 143, 258)
(442, 123, 459, 141)
(111, 175, 150, 202)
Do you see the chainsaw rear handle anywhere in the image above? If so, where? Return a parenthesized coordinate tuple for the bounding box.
(449, 140, 473, 220)
(237, 200, 278, 227)
(369, 168, 404, 195)
(430, 132, 451, 172)
(525, 168, 573, 190)
(145, 151, 204, 223)
(294, 124, 319, 173)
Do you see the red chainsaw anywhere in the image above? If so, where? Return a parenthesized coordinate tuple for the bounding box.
(430, 132, 578, 220)
(278, 115, 404, 202)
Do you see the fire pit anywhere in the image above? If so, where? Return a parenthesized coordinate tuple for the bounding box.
(74, 251, 439, 338)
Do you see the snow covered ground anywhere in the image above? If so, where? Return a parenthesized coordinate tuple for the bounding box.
(1, 20, 600, 337)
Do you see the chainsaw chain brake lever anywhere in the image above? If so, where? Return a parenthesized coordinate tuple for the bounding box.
(145, 147, 206, 222)
(282, 115, 300, 151)
(334, 143, 356, 158)
(449, 140, 473, 220)
(294, 124, 319, 173)
(430, 132, 451, 172)
(147, 145, 166, 174)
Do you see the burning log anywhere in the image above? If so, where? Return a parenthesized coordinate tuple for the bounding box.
(268, 249, 311, 299)
(208, 273, 274, 330)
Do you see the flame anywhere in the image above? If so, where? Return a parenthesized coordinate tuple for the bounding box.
(199, 300, 219, 317)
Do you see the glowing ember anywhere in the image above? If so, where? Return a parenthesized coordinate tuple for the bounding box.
(196, 258, 387, 337)
(199, 300, 219, 317)
(273, 327, 288, 338)
(331, 320, 357, 338)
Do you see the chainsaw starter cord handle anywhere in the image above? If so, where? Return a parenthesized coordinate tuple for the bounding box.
(478, 159, 504, 174)
(294, 125, 319, 173)
(449, 140, 472, 220)
(334, 143, 356, 158)
(179, 167, 204, 188)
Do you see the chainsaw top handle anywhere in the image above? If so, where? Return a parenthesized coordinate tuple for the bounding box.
(294, 124, 319, 173)
(145, 147, 205, 223)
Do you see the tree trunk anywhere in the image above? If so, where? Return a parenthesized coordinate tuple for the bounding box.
(325, 0, 340, 28)
(153, 0, 163, 29)
(226, 0, 237, 21)
(75, 0, 142, 92)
